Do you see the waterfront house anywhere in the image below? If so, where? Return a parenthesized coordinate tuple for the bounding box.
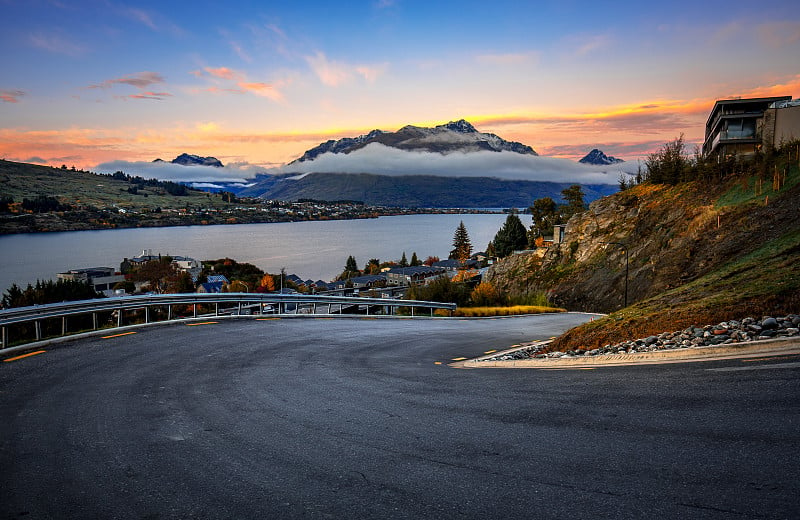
(57, 267, 125, 297)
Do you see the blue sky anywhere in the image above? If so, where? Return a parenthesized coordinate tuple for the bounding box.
(1, 0, 798, 172)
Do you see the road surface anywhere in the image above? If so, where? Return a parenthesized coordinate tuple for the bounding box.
(1, 314, 798, 519)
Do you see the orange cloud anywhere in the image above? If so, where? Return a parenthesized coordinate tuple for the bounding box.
(738, 75, 800, 99)
(237, 82, 284, 102)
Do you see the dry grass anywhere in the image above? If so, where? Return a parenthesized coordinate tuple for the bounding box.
(451, 305, 566, 317)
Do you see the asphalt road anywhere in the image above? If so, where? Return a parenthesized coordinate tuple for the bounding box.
(1, 314, 799, 519)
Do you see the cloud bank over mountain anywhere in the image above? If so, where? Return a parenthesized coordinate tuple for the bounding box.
(273, 144, 628, 183)
(97, 144, 630, 185)
(95, 160, 267, 183)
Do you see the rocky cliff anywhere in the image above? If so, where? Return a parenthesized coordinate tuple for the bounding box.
(485, 174, 800, 348)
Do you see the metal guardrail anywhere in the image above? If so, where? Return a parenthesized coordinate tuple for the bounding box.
(0, 293, 456, 351)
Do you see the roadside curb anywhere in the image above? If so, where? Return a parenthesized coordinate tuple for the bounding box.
(451, 337, 800, 369)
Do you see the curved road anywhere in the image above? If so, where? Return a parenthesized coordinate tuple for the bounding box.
(2, 314, 799, 519)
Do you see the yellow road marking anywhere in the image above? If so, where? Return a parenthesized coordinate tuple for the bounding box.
(484, 349, 497, 354)
(102, 331, 137, 339)
(434, 361, 443, 365)
(451, 357, 468, 361)
(742, 355, 797, 363)
(3, 350, 46, 363)
(186, 321, 218, 326)
(256, 318, 280, 321)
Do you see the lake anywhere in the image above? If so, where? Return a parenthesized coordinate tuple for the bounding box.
(0, 213, 511, 291)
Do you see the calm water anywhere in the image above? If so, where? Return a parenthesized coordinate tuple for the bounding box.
(0, 213, 510, 290)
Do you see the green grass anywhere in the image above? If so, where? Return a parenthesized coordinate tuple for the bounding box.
(716, 162, 800, 208)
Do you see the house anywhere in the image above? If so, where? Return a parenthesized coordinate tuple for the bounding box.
(197, 281, 224, 293)
(385, 266, 447, 286)
(553, 224, 567, 244)
(702, 95, 799, 159)
(348, 274, 387, 289)
(57, 267, 125, 296)
(206, 274, 229, 285)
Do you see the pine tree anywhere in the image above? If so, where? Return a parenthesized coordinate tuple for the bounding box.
(449, 221, 472, 263)
(410, 252, 421, 266)
(493, 213, 528, 257)
(399, 252, 408, 267)
(345, 255, 358, 273)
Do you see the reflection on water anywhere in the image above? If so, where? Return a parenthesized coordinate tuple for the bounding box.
(0, 213, 509, 290)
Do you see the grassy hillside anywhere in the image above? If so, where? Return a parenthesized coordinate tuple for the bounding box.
(485, 148, 800, 351)
(0, 159, 232, 210)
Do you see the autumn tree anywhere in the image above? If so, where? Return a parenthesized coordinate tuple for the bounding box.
(166, 271, 195, 293)
(130, 257, 177, 294)
(364, 258, 381, 275)
(492, 213, 528, 257)
(449, 221, 472, 263)
(423, 256, 440, 266)
(470, 282, 504, 307)
(258, 273, 276, 292)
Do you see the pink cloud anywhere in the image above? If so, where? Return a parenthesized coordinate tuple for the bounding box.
(126, 91, 172, 100)
(91, 71, 165, 90)
(0, 89, 25, 103)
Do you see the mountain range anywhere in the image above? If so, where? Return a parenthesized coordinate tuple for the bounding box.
(290, 119, 537, 163)
(579, 149, 624, 165)
(157, 120, 627, 207)
(154, 153, 224, 168)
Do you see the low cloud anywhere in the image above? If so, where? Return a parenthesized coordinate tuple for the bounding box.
(94, 160, 270, 183)
(273, 143, 627, 183)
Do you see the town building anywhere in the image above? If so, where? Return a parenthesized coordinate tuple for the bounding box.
(385, 266, 446, 286)
(702, 96, 799, 159)
(56, 267, 125, 296)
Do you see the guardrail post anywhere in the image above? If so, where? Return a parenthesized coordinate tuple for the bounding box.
(411, 307, 415, 317)
(117, 308, 122, 327)
(1, 326, 6, 349)
(62, 316, 67, 336)
(35, 320, 41, 341)
(193, 304, 197, 318)
(145, 306, 150, 324)
(92, 312, 98, 330)
(168, 305, 172, 320)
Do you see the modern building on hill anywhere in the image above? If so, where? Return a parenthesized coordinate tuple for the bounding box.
(703, 96, 799, 159)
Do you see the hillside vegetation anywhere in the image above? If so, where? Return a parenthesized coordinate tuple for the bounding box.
(485, 140, 800, 351)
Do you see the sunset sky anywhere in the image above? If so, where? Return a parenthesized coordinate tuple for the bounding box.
(1, 0, 799, 176)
